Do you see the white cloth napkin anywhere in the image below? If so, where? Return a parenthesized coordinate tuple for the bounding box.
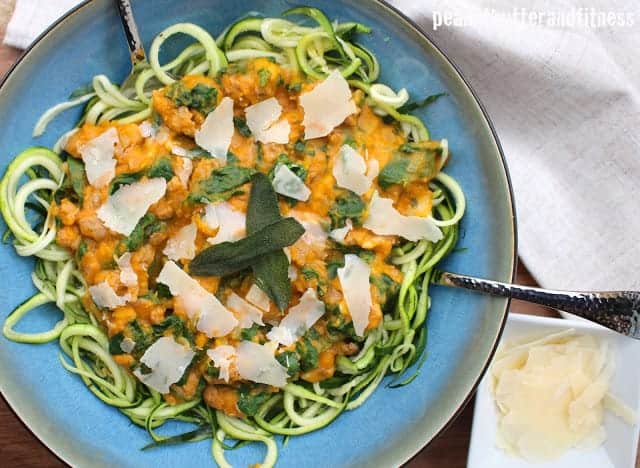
(5, 0, 640, 290)
(4, 0, 79, 49)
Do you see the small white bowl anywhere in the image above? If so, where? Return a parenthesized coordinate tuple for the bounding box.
(468, 313, 640, 468)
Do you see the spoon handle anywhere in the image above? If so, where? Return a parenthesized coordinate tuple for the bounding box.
(434, 270, 640, 339)
(115, 0, 146, 65)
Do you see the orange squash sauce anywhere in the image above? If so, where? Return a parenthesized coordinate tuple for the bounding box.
(50, 58, 436, 416)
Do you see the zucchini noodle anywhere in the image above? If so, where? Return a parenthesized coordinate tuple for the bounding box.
(1, 7, 465, 467)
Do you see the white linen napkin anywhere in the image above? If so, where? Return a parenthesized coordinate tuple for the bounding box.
(5, 0, 640, 290)
(3, 0, 80, 49)
(388, 0, 640, 291)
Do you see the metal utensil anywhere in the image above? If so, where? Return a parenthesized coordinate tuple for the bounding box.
(433, 270, 640, 339)
(115, 0, 146, 65)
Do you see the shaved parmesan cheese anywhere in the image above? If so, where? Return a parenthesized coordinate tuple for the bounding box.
(227, 292, 265, 329)
(332, 145, 377, 195)
(79, 127, 119, 188)
(245, 97, 291, 144)
(207, 345, 236, 383)
(288, 265, 298, 280)
(490, 331, 636, 461)
(289, 211, 328, 245)
(138, 121, 154, 138)
(267, 289, 325, 345)
(175, 157, 193, 186)
(236, 341, 288, 387)
(171, 145, 188, 157)
(330, 219, 353, 243)
(117, 253, 137, 287)
(89, 281, 130, 309)
(272, 165, 310, 201)
(300, 69, 357, 139)
(120, 337, 136, 353)
(337, 255, 371, 337)
(363, 191, 443, 242)
(203, 202, 220, 229)
(97, 178, 167, 236)
(207, 202, 246, 244)
(133, 336, 195, 394)
(195, 96, 234, 162)
(157, 261, 238, 337)
(246, 284, 271, 311)
(163, 223, 197, 261)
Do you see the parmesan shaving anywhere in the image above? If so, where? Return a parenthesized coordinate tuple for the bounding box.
(363, 191, 443, 242)
(490, 330, 637, 461)
(267, 288, 325, 345)
(272, 164, 311, 201)
(246, 284, 271, 312)
(244, 97, 290, 144)
(133, 336, 195, 394)
(206, 202, 246, 244)
(88, 281, 130, 309)
(157, 261, 238, 337)
(194, 96, 234, 162)
(226, 292, 265, 329)
(97, 177, 167, 236)
(116, 253, 137, 287)
(236, 341, 288, 388)
(332, 145, 377, 195)
(337, 255, 371, 337)
(300, 69, 357, 139)
(207, 345, 236, 383)
(79, 127, 119, 188)
(163, 222, 197, 261)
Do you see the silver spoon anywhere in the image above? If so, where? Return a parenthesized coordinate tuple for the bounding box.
(433, 270, 640, 339)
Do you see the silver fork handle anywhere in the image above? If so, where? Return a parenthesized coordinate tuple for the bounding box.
(434, 270, 640, 339)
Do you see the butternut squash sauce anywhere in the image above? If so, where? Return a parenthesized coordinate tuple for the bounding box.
(52, 58, 435, 416)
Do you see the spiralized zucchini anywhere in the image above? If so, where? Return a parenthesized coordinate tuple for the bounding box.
(1, 7, 465, 467)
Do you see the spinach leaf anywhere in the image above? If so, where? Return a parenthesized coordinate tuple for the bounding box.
(109, 172, 143, 195)
(237, 387, 271, 416)
(371, 273, 399, 302)
(329, 190, 365, 228)
(396, 92, 447, 114)
(189, 217, 304, 277)
(187, 165, 255, 204)
(233, 116, 252, 137)
(258, 69, 271, 87)
(108, 332, 126, 355)
(66, 157, 86, 203)
(276, 351, 300, 376)
(152, 315, 195, 345)
(240, 323, 260, 341)
(296, 336, 319, 372)
(378, 144, 440, 189)
(148, 157, 174, 181)
(77, 239, 88, 259)
(268, 154, 307, 182)
(300, 266, 320, 281)
(120, 213, 164, 251)
(167, 82, 218, 114)
(293, 140, 306, 153)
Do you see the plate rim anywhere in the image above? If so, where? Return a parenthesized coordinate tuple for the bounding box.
(0, 0, 518, 466)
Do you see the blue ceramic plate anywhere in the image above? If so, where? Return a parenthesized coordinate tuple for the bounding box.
(0, 1, 516, 466)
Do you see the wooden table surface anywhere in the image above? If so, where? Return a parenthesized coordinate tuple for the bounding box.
(0, 13, 634, 468)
